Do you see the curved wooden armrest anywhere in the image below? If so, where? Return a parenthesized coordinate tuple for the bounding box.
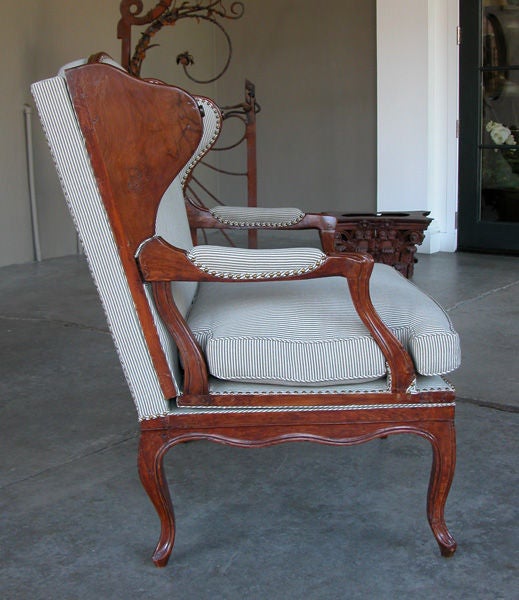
(139, 237, 359, 282)
(185, 201, 337, 252)
(137, 237, 415, 397)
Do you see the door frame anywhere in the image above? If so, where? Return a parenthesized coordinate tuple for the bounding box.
(458, 0, 519, 253)
(376, 0, 459, 254)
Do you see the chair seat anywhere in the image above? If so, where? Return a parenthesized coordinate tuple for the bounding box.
(187, 263, 461, 385)
(169, 375, 455, 412)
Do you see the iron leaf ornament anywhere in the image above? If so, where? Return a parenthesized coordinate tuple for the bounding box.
(119, 0, 245, 83)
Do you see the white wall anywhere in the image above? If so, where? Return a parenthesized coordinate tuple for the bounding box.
(138, 1, 378, 216)
(2, 0, 459, 266)
(1, 1, 377, 266)
(377, 0, 459, 252)
(1, 0, 40, 266)
(214, 0, 377, 215)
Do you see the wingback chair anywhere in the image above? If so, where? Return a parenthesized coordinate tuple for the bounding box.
(31, 54, 460, 567)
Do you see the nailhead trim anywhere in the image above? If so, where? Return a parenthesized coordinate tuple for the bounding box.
(187, 254, 326, 280)
(207, 385, 453, 395)
(210, 212, 306, 228)
(139, 401, 456, 419)
(180, 100, 222, 187)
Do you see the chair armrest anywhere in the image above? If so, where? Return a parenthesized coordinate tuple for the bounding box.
(209, 205, 306, 227)
(186, 245, 326, 279)
(138, 237, 360, 282)
(185, 202, 337, 252)
(137, 237, 415, 396)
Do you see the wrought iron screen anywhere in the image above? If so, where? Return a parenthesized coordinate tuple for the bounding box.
(118, 1, 259, 247)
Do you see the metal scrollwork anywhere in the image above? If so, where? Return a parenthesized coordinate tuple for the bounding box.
(118, 0, 258, 247)
(119, 1, 245, 82)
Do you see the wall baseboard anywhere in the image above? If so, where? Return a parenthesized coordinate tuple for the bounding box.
(418, 228, 457, 254)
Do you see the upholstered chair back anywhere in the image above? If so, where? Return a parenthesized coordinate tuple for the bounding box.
(154, 96, 222, 316)
(31, 60, 218, 420)
(145, 95, 222, 402)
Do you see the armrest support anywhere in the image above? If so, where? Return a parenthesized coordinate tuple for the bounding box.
(137, 237, 416, 397)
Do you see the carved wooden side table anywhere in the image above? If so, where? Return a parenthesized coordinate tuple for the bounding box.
(329, 211, 433, 278)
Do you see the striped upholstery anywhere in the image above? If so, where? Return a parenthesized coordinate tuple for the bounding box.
(155, 96, 222, 252)
(31, 76, 170, 419)
(187, 246, 326, 279)
(49, 58, 204, 395)
(152, 96, 223, 385)
(32, 61, 459, 418)
(207, 374, 454, 397)
(187, 263, 461, 385)
(210, 206, 306, 227)
(169, 375, 456, 412)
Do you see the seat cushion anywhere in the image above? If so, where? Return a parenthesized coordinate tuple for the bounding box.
(187, 263, 461, 385)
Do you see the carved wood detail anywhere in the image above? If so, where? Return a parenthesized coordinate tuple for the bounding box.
(331, 211, 433, 278)
(62, 62, 456, 566)
(66, 63, 203, 399)
(139, 408, 456, 566)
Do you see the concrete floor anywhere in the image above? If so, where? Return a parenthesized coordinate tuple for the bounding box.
(0, 250, 518, 599)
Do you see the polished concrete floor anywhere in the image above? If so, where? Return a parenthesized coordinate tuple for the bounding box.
(0, 249, 518, 599)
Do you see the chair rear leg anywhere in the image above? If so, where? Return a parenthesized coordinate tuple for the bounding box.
(138, 429, 175, 567)
(426, 420, 457, 556)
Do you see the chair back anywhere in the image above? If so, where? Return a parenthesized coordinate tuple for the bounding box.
(32, 60, 211, 419)
(155, 95, 222, 314)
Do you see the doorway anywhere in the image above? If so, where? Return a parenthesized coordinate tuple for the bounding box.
(459, 0, 519, 252)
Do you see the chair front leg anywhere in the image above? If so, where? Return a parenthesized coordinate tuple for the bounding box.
(425, 420, 457, 556)
(138, 429, 176, 567)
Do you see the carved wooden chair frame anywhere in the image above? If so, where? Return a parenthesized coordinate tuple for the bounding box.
(33, 57, 457, 567)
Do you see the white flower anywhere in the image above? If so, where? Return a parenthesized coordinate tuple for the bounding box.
(488, 122, 514, 145)
(506, 133, 517, 146)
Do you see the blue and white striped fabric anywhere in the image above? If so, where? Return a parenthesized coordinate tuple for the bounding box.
(187, 263, 461, 385)
(207, 374, 454, 396)
(32, 62, 460, 417)
(174, 374, 456, 412)
(31, 74, 171, 420)
(152, 96, 223, 383)
(187, 246, 326, 279)
(155, 96, 222, 253)
(210, 206, 306, 227)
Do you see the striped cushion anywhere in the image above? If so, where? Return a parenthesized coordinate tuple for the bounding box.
(210, 206, 306, 227)
(187, 263, 461, 385)
(187, 246, 326, 279)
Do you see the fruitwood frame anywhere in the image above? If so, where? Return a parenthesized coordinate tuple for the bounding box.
(65, 60, 456, 567)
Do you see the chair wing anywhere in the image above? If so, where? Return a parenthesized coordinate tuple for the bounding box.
(32, 60, 204, 418)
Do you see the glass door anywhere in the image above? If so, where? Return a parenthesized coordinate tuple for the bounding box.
(459, 0, 519, 252)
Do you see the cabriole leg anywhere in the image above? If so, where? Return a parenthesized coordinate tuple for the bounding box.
(426, 421, 457, 556)
(138, 430, 175, 567)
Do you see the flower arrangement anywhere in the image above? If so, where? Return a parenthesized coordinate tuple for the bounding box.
(483, 121, 519, 221)
(486, 120, 517, 146)
(483, 121, 519, 188)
